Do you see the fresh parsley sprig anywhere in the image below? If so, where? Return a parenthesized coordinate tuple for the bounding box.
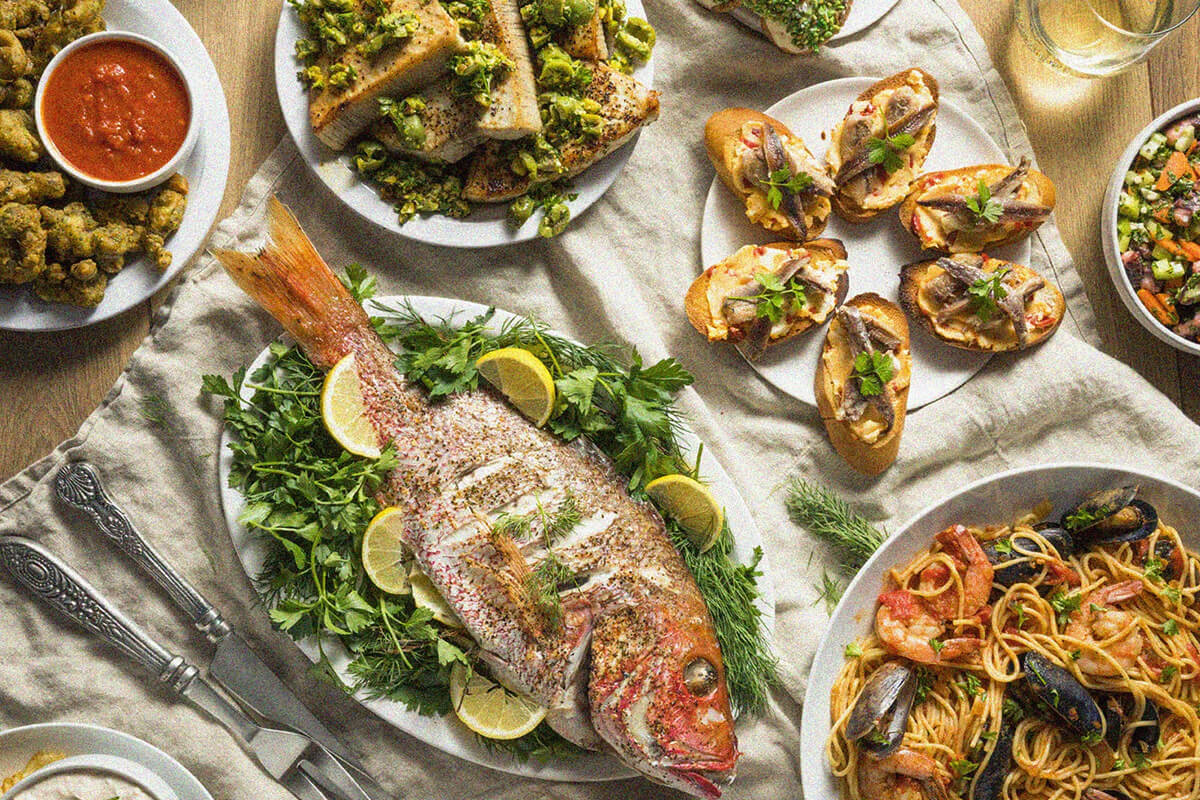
(757, 167, 813, 211)
(853, 351, 894, 397)
(967, 267, 1011, 323)
(966, 179, 1003, 225)
(867, 133, 915, 174)
(732, 270, 815, 324)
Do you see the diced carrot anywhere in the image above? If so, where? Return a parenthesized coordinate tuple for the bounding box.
(1155, 207, 1173, 223)
(1156, 151, 1191, 190)
(1157, 238, 1183, 256)
(1190, 141, 1199, 156)
(1180, 241, 1200, 261)
(1157, 292, 1176, 311)
(1139, 288, 1180, 325)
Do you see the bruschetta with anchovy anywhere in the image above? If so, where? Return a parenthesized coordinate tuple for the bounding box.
(899, 157, 1056, 252)
(705, 108, 835, 241)
(685, 239, 849, 360)
(816, 293, 911, 475)
(899, 254, 1064, 352)
(826, 69, 938, 223)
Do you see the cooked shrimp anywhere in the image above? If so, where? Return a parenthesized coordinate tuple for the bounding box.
(920, 525, 995, 620)
(1065, 580, 1145, 677)
(858, 747, 949, 800)
(876, 589, 983, 664)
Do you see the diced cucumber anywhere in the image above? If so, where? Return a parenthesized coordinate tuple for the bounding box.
(1141, 188, 1161, 202)
(1153, 243, 1174, 260)
(1141, 133, 1168, 160)
(1125, 170, 1140, 186)
(1118, 192, 1141, 219)
(1175, 125, 1195, 152)
(1147, 219, 1167, 240)
(1153, 259, 1186, 281)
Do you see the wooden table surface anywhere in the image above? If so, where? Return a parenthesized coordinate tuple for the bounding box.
(1, 0, 1197, 481)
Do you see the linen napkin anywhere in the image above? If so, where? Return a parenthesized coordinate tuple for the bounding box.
(3, 1, 1199, 798)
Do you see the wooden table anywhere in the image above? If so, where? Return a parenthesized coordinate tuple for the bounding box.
(1, 1, 1197, 481)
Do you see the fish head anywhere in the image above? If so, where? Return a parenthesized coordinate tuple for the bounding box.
(591, 604, 739, 798)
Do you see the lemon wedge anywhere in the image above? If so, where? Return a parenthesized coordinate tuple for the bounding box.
(475, 348, 556, 427)
(409, 567, 464, 628)
(449, 663, 547, 740)
(361, 507, 411, 595)
(645, 474, 725, 552)
(320, 353, 381, 459)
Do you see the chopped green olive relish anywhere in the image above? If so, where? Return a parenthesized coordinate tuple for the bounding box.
(741, 0, 849, 51)
(292, 0, 418, 89)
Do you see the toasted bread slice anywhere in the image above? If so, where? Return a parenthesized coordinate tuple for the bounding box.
(558, 8, 609, 60)
(899, 162, 1056, 253)
(815, 293, 910, 475)
(757, 5, 852, 53)
(685, 239, 848, 359)
(826, 69, 939, 223)
(899, 254, 1064, 352)
(367, 81, 484, 164)
(462, 62, 660, 202)
(308, 0, 464, 151)
(476, 0, 542, 139)
(705, 107, 834, 241)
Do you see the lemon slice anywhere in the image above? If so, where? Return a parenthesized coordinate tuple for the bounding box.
(409, 567, 464, 628)
(320, 353, 382, 459)
(645, 474, 725, 552)
(361, 507, 411, 595)
(449, 662, 547, 740)
(475, 348, 556, 427)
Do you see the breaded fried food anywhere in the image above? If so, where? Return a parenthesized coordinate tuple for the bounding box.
(29, 0, 103, 71)
(0, 108, 40, 162)
(1, 749, 65, 793)
(34, 258, 106, 305)
(0, 200, 44, 282)
(0, 0, 51, 32)
(92, 172, 187, 269)
(0, 168, 64, 203)
(0, 76, 32, 108)
(0, 30, 30, 81)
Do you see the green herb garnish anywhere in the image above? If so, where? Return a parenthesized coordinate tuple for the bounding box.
(1164, 618, 1180, 636)
(816, 569, 844, 614)
(739, 0, 851, 51)
(967, 267, 1011, 323)
(913, 667, 935, 704)
(845, 642, 863, 658)
(966, 179, 1003, 225)
(450, 41, 514, 107)
(993, 537, 1014, 556)
(853, 351, 894, 397)
(1049, 589, 1082, 627)
(757, 166, 813, 211)
(784, 480, 886, 570)
(867, 133, 915, 174)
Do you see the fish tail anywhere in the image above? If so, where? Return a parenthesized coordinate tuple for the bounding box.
(212, 197, 371, 369)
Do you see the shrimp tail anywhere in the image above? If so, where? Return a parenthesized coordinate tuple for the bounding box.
(212, 197, 370, 369)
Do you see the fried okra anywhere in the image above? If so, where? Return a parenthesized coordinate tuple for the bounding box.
(0, 108, 40, 162)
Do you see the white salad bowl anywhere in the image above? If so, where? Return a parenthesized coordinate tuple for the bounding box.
(0, 753, 178, 800)
(798, 462, 1200, 800)
(1101, 97, 1200, 357)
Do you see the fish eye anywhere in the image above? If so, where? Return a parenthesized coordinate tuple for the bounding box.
(684, 658, 718, 696)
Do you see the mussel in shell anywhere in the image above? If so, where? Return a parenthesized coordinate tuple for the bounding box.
(1144, 537, 1186, 582)
(846, 661, 918, 757)
(1101, 694, 1159, 754)
(982, 527, 1074, 586)
(1062, 487, 1158, 545)
(1015, 652, 1104, 741)
(968, 708, 1016, 800)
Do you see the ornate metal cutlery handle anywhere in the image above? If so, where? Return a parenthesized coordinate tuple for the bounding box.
(54, 462, 231, 642)
(0, 535, 199, 693)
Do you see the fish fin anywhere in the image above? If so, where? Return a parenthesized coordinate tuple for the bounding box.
(212, 197, 370, 368)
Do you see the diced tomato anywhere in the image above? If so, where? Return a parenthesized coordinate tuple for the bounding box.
(1027, 312, 1057, 329)
(755, 246, 766, 257)
(878, 589, 920, 622)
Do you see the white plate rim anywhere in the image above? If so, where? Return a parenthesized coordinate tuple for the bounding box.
(0, 722, 213, 800)
(699, 75, 1037, 410)
(217, 294, 776, 782)
(727, 0, 901, 47)
(1101, 97, 1200, 358)
(0, 0, 231, 333)
(798, 461, 1200, 800)
(273, 4, 655, 249)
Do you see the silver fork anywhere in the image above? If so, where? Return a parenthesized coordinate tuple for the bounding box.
(0, 536, 370, 800)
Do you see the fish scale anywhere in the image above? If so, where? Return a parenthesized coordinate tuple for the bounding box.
(215, 200, 740, 798)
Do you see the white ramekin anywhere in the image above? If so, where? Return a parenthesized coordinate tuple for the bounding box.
(34, 30, 200, 194)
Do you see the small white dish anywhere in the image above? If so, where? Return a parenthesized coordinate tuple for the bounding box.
(0, 754, 177, 800)
(34, 30, 200, 194)
(727, 0, 902, 49)
(0, 723, 211, 800)
(1101, 97, 1200, 357)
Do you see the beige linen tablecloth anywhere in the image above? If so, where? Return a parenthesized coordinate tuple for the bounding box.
(4, 1, 1200, 797)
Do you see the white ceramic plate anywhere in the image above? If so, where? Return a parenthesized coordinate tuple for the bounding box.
(218, 295, 776, 782)
(700, 77, 1032, 410)
(0, 723, 212, 800)
(798, 462, 1200, 800)
(273, 7, 654, 249)
(728, 0, 901, 48)
(1101, 97, 1200, 358)
(0, 0, 231, 333)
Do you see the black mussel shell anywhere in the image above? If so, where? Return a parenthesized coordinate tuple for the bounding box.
(1077, 499, 1158, 546)
(1062, 486, 1138, 533)
(1147, 538, 1185, 582)
(1102, 694, 1124, 749)
(1016, 652, 1104, 741)
(983, 528, 1075, 586)
(1101, 694, 1160, 754)
(968, 709, 1016, 800)
(846, 661, 917, 757)
(1130, 699, 1160, 756)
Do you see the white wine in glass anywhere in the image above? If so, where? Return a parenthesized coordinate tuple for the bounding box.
(1016, 0, 1199, 77)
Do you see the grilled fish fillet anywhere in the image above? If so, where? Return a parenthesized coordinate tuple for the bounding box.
(215, 200, 739, 799)
(477, 0, 542, 139)
(557, 8, 609, 60)
(368, 81, 484, 164)
(308, 0, 464, 151)
(463, 62, 660, 202)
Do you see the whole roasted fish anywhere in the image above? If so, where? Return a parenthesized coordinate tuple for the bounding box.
(214, 200, 739, 798)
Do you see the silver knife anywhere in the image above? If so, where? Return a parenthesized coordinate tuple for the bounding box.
(52, 463, 377, 782)
(0, 535, 377, 800)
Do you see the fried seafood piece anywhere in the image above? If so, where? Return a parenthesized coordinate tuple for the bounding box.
(0, 200, 44, 282)
(0, 76, 31, 108)
(0, 30, 30, 80)
(29, 0, 103, 71)
(93, 173, 187, 269)
(0, 169, 64, 204)
(41, 201, 141, 274)
(0, 108, 39, 162)
(0, 0, 50, 32)
(34, 258, 106, 306)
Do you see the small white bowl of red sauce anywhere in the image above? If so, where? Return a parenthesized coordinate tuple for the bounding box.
(34, 31, 198, 194)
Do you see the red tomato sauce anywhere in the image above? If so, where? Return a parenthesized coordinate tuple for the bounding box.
(41, 39, 190, 182)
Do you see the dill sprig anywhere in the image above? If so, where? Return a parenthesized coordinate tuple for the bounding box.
(784, 478, 887, 570)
